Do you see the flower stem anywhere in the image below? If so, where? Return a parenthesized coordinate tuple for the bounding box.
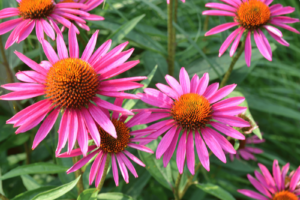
(72, 143, 84, 195)
(0, 36, 14, 84)
(167, 0, 175, 76)
(0, 193, 9, 200)
(174, 173, 182, 200)
(96, 153, 111, 193)
(220, 33, 247, 88)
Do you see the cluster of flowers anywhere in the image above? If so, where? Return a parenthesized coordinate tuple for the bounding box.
(0, 0, 299, 199)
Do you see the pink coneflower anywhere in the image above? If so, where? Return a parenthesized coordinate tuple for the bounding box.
(58, 99, 154, 187)
(0, 25, 144, 156)
(202, 0, 300, 67)
(0, 0, 104, 49)
(229, 135, 264, 161)
(238, 160, 300, 200)
(167, 0, 185, 3)
(135, 67, 250, 174)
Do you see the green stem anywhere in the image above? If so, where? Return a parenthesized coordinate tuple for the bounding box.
(96, 154, 111, 193)
(167, 0, 175, 76)
(174, 173, 182, 200)
(220, 33, 247, 88)
(0, 36, 14, 84)
(0, 193, 9, 200)
(72, 143, 84, 195)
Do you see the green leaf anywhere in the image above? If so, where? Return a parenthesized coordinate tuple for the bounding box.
(226, 91, 262, 139)
(0, 163, 68, 180)
(31, 176, 81, 200)
(21, 175, 41, 191)
(138, 139, 173, 190)
(98, 193, 133, 200)
(107, 14, 145, 47)
(77, 188, 98, 200)
(195, 183, 235, 200)
(11, 186, 55, 200)
(123, 65, 158, 110)
(0, 133, 30, 154)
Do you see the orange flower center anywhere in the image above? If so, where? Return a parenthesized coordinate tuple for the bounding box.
(45, 58, 99, 109)
(18, 0, 55, 19)
(273, 191, 298, 200)
(237, 0, 270, 30)
(171, 93, 212, 130)
(99, 119, 130, 153)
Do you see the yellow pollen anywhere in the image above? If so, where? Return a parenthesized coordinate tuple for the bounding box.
(171, 93, 212, 130)
(18, 0, 55, 19)
(273, 191, 298, 200)
(99, 119, 130, 153)
(237, 0, 270, 30)
(45, 58, 99, 109)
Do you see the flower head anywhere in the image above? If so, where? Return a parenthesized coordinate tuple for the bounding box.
(0, 0, 104, 48)
(136, 67, 250, 174)
(203, 0, 300, 66)
(58, 99, 154, 187)
(238, 160, 300, 200)
(0, 25, 144, 156)
(229, 135, 264, 161)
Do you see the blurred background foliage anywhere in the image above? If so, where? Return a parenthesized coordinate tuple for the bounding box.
(0, 0, 300, 199)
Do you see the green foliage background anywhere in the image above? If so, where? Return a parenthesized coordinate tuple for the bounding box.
(0, 0, 299, 199)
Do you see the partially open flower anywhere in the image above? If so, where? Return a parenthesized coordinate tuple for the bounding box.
(0, 0, 104, 48)
(236, 112, 258, 135)
(238, 160, 300, 200)
(229, 135, 264, 161)
(203, 0, 300, 66)
(58, 99, 154, 187)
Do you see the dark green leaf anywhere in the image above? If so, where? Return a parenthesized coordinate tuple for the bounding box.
(98, 193, 133, 200)
(195, 183, 235, 200)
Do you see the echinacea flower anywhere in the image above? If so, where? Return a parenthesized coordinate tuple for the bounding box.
(167, 0, 185, 4)
(0, 0, 104, 49)
(229, 135, 264, 161)
(238, 160, 300, 200)
(202, 0, 300, 66)
(58, 99, 154, 187)
(0, 25, 144, 156)
(135, 67, 250, 174)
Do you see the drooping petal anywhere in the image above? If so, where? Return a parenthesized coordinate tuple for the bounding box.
(67, 151, 99, 174)
(195, 130, 210, 171)
(176, 130, 187, 174)
(156, 126, 178, 159)
(111, 153, 119, 186)
(205, 22, 239, 36)
(237, 189, 269, 200)
(210, 121, 245, 140)
(163, 128, 180, 168)
(186, 130, 195, 175)
(89, 151, 103, 185)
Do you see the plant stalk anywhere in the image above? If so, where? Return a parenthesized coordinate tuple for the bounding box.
(0, 193, 9, 200)
(220, 33, 247, 87)
(174, 172, 182, 200)
(167, 0, 175, 76)
(72, 143, 84, 195)
(96, 154, 111, 192)
(0, 36, 14, 84)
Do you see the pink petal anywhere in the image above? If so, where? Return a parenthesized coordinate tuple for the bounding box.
(89, 151, 103, 185)
(156, 83, 179, 100)
(15, 70, 45, 83)
(202, 10, 236, 17)
(56, 33, 69, 59)
(41, 39, 59, 64)
(205, 22, 239, 37)
(56, 110, 71, 154)
(247, 174, 272, 198)
(201, 127, 226, 163)
(89, 39, 112, 65)
(95, 153, 108, 187)
(186, 130, 195, 174)
(32, 108, 59, 149)
(219, 27, 243, 57)
(209, 121, 245, 140)
(111, 154, 119, 186)
(208, 84, 237, 103)
(126, 112, 151, 128)
(81, 108, 101, 147)
(67, 150, 99, 174)
(156, 126, 178, 159)
(237, 189, 269, 200)
(230, 28, 245, 57)
(203, 83, 219, 99)
(93, 97, 133, 116)
(116, 153, 129, 183)
(205, 3, 237, 12)
(273, 160, 282, 191)
(68, 110, 79, 154)
(17, 20, 36, 43)
(213, 115, 250, 127)
(206, 127, 236, 154)
(267, 30, 289, 46)
(0, 90, 44, 100)
(0, 18, 23, 35)
(258, 163, 276, 189)
(270, 20, 300, 34)
(81, 30, 99, 61)
(14, 51, 47, 75)
(213, 106, 247, 116)
(179, 67, 190, 94)
(69, 24, 79, 58)
(196, 73, 209, 95)
(254, 30, 272, 61)
(176, 130, 187, 174)
(119, 153, 138, 178)
(271, 6, 295, 16)
(163, 128, 180, 168)
(128, 143, 153, 154)
(165, 75, 183, 96)
(41, 19, 55, 40)
(195, 130, 210, 171)
(245, 31, 252, 67)
(212, 97, 245, 109)
(190, 74, 199, 94)
(123, 150, 145, 167)
(1, 83, 44, 92)
(290, 166, 300, 191)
